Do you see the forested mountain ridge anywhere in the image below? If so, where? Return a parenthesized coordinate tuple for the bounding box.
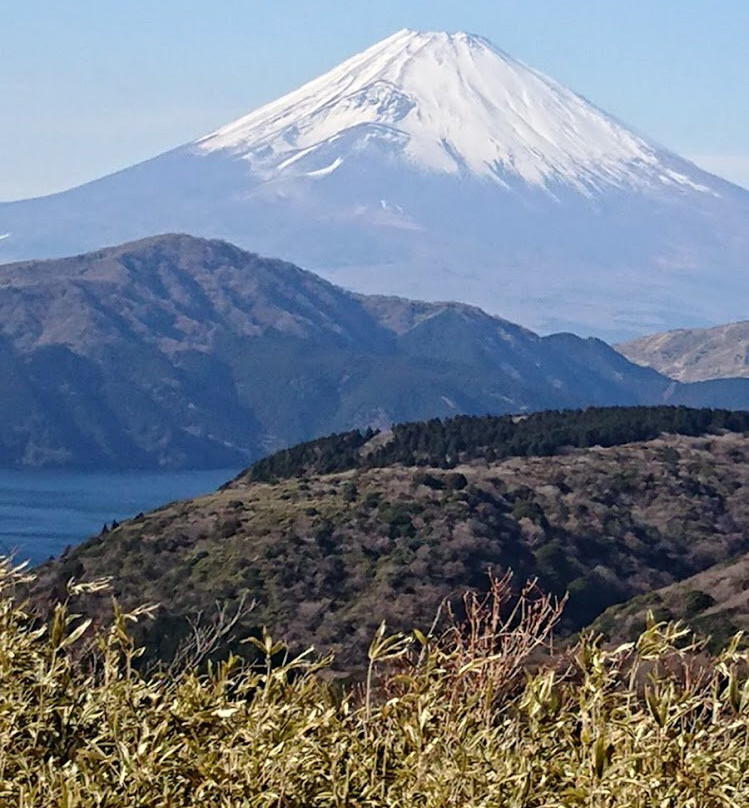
(3, 234, 749, 469)
(33, 407, 749, 667)
(237, 406, 749, 483)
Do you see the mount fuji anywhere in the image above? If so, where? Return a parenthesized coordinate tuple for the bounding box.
(2, 30, 747, 338)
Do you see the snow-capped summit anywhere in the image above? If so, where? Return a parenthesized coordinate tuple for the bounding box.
(1, 30, 747, 338)
(197, 29, 702, 193)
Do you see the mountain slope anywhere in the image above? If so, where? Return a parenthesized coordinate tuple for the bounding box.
(2, 31, 748, 338)
(618, 321, 749, 382)
(32, 412, 749, 666)
(592, 550, 749, 651)
(3, 234, 749, 469)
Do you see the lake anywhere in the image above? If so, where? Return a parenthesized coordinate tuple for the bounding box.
(0, 468, 239, 566)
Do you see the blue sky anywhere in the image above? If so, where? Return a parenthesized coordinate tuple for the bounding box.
(2, 1, 748, 200)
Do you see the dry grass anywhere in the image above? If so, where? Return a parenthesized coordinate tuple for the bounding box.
(1, 560, 747, 806)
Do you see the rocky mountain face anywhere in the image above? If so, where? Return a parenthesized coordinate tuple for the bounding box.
(2, 234, 749, 469)
(618, 321, 749, 382)
(2, 31, 747, 339)
(32, 413, 749, 667)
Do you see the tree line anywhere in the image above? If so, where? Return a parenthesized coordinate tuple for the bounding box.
(245, 406, 749, 483)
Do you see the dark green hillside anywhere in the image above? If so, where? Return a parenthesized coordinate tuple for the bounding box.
(241, 405, 749, 482)
(33, 407, 749, 668)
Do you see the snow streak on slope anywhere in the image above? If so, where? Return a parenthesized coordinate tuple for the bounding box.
(197, 29, 708, 194)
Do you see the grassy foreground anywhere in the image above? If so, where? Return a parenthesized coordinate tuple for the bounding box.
(2, 563, 748, 807)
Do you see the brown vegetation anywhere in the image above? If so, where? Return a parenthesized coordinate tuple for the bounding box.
(33, 432, 749, 668)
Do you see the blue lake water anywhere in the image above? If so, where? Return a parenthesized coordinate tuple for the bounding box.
(0, 469, 239, 566)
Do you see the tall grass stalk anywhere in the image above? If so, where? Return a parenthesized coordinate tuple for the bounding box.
(0, 559, 746, 806)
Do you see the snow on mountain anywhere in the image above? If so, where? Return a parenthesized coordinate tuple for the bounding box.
(198, 29, 689, 193)
(1, 30, 747, 339)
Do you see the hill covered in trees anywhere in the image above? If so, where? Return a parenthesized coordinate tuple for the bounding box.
(592, 548, 749, 650)
(33, 407, 749, 667)
(240, 405, 749, 482)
